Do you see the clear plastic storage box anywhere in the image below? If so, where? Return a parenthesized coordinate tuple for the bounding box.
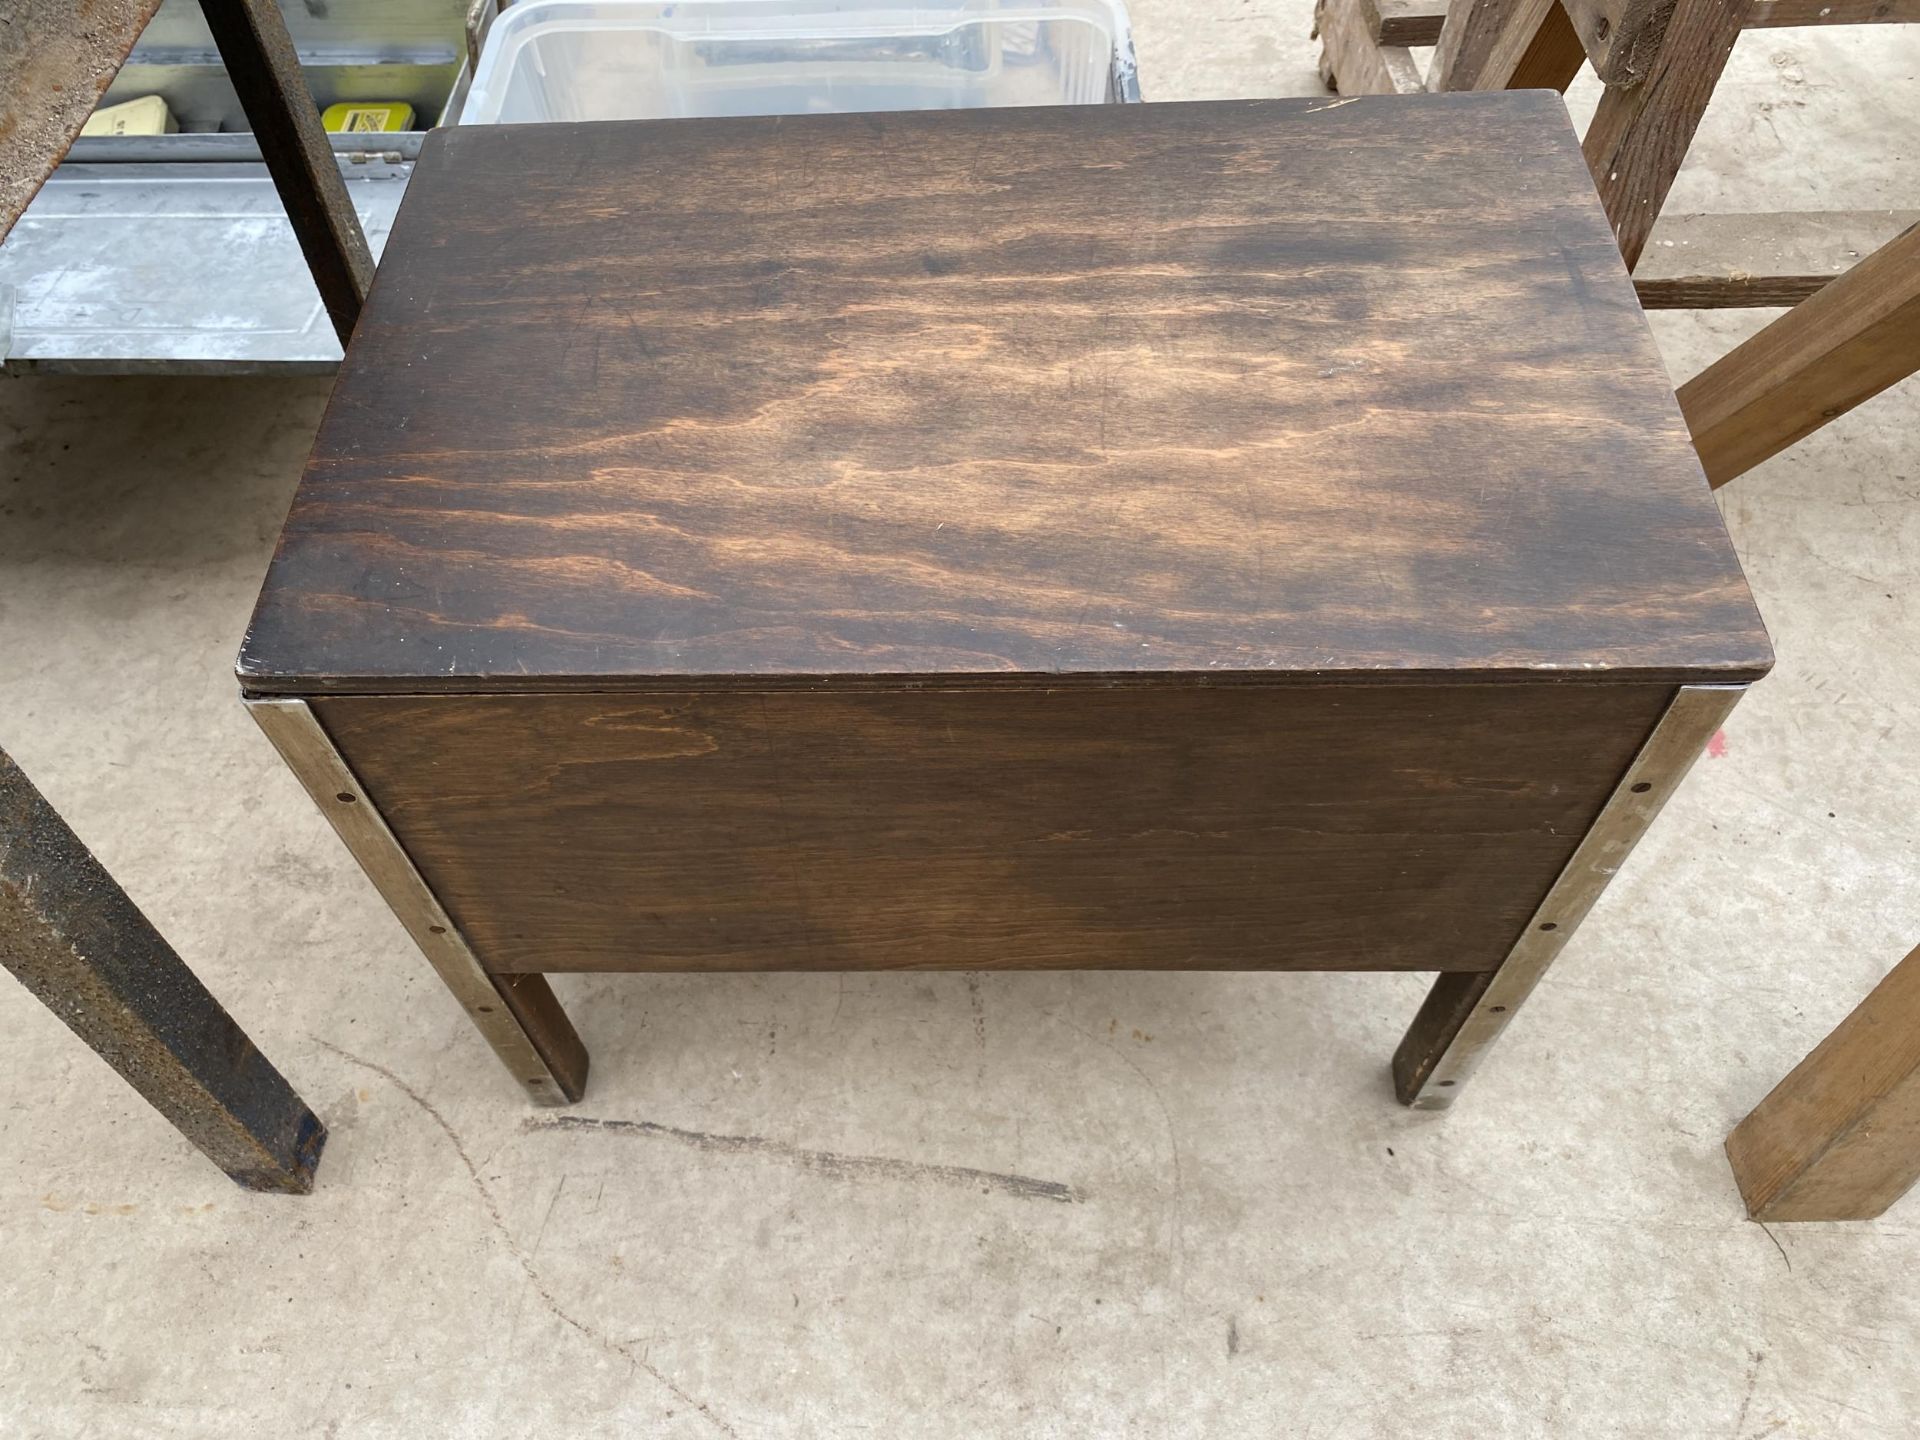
(458, 0, 1140, 124)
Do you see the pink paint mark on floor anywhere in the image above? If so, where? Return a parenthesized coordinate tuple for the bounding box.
(1707, 730, 1729, 759)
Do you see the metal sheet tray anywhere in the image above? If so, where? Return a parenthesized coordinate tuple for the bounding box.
(0, 146, 409, 374)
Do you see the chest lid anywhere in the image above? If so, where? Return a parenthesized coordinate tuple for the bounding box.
(239, 93, 1771, 695)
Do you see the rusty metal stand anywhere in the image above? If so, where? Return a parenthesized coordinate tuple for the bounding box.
(0, 747, 326, 1193)
(0, 4, 370, 1188)
(1, 0, 374, 340)
(197, 0, 373, 343)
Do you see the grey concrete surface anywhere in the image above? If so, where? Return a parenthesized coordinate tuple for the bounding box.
(2, 11, 1917, 1436)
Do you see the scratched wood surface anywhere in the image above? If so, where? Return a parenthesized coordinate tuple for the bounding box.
(240, 94, 1768, 695)
(313, 683, 1675, 974)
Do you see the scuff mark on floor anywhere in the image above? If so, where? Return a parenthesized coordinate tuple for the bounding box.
(312, 1038, 744, 1439)
(522, 1114, 1082, 1204)
(1035, 1003, 1187, 1292)
(1733, 1348, 1765, 1437)
(966, 973, 987, 1049)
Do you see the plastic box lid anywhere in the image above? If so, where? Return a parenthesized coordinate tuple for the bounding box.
(459, 0, 1139, 124)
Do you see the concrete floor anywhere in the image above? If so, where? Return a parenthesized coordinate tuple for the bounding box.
(2, 8, 1917, 1435)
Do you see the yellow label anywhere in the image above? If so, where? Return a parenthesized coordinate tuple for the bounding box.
(321, 102, 415, 133)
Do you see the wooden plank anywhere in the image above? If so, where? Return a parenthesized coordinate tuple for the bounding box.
(1428, 0, 1553, 89)
(197, 0, 374, 345)
(1363, 0, 1912, 47)
(1395, 684, 1740, 1105)
(1509, 0, 1590, 87)
(1428, 0, 1584, 91)
(236, 97, 1770, 697)
(312, 683, 1677, 977)
(1678, 220, 1920, 484)
(1747, 0, 1920, 22)
(1727, 941, 1920, 1220)
(1375, 0, 1449, 45)
(1634, 209, 1920, 309)
(0, 0, 164, 241)
(0, 746, 325, 1192)
(1561, 0, 1682, 83)
(1583, 0, 1752, 269)
(247, 699, 588, 1104)
(1317, 0, 1427, 93)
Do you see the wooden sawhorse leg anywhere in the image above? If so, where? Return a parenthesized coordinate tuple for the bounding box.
(0, 747, 325, 1193)
(1427, 0, 1586, 93)
(1395, 684, 1742, 1107)
(1680, 220, 1920, 486)
(1580, 0, 1751, 269)
(1426, 0, 1751, 270)
(247, 699, 588, 1106)
(1727, 940, 1920, 1220)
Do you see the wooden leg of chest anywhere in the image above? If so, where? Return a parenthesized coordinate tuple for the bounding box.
(246, 700, 587, 1106)
(1394, 683, 1742, 1107)
(1727, 941, 1920, 1221)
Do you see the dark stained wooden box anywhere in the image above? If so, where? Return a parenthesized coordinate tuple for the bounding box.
(241, 94, 1770, 1107)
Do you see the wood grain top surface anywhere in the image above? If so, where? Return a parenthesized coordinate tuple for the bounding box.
(240, 93, 1771, 694)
